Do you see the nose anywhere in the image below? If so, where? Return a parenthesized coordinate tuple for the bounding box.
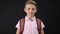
(29, 9, 34, 13)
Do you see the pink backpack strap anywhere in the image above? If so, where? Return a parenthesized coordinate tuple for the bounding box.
(20, 18, 25, 34)
(36, 18, 41, 34)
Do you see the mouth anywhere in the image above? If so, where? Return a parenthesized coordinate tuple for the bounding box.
(30, 13, 34, 14)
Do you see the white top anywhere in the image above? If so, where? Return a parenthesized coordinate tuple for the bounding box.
(15, 16, 45, 34)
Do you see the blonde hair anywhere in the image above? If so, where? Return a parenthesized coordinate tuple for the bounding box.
(25, 0, 37, 8)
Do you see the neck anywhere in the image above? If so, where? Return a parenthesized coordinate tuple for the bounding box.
(27, 14, 34, 19)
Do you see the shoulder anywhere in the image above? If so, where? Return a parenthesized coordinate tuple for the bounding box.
(19, 17, 25, 20)
(36, 18, 41, 21)
(19, 17, 25, 22)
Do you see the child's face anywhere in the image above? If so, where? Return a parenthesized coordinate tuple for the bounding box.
(24, 4, 37, 15)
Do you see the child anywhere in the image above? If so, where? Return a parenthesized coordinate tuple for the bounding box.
(15, 0, 45, 34)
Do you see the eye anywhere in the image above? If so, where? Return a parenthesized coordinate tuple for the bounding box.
(28, 8, 30, 10)
(32, 8, 34, 10)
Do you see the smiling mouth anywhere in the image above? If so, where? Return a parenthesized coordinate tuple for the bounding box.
(30, 12, 34, 14)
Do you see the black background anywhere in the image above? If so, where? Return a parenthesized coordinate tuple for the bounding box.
(0, 0, 60, 34)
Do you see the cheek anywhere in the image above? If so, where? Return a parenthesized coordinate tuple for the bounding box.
(25, 10, 30, 13)
(34, 10, 37, 13)
(24, 9, 28, 13)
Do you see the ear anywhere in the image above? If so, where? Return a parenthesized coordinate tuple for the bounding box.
(35, 9, 37, 13)
(24, 8, 26, 12)
(36, 9, 37, 12)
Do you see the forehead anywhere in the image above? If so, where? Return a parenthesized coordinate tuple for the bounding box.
(25, 4, 36, 8)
